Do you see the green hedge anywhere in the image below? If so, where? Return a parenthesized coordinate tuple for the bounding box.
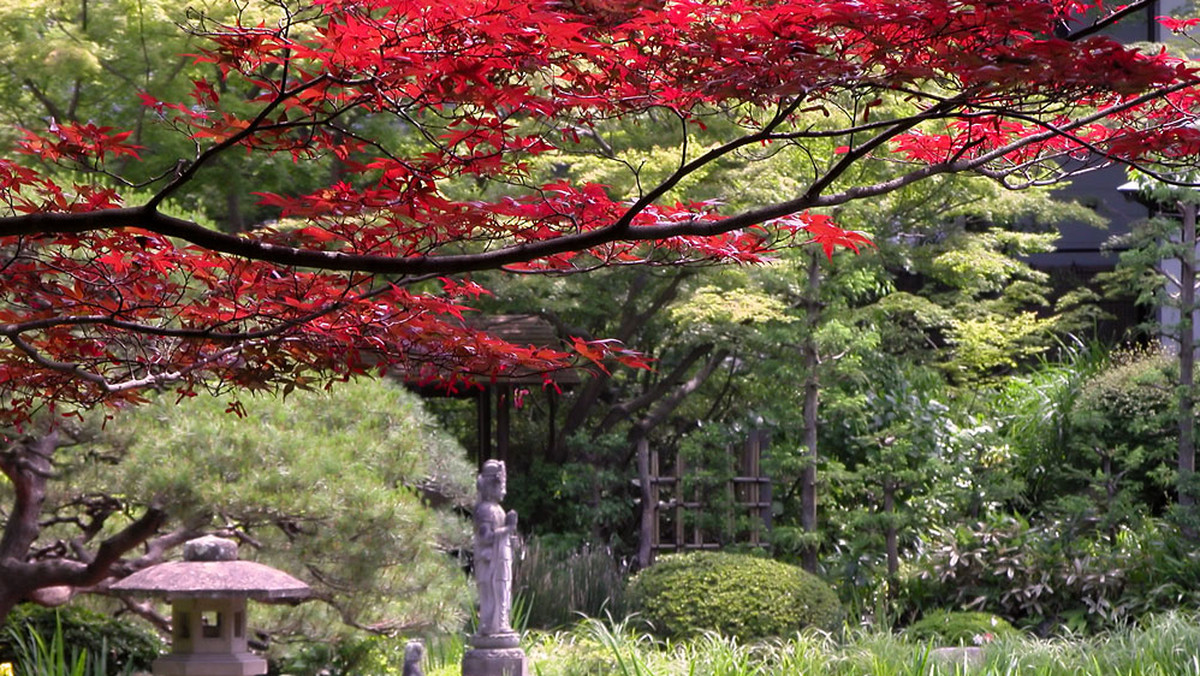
(905, 610, 1019, 645)
(624, 551, 842, 641)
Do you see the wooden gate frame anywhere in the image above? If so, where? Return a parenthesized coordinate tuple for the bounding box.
(636, 430, 772, 568)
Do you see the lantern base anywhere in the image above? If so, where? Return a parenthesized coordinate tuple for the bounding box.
(152, 653, 267, 676)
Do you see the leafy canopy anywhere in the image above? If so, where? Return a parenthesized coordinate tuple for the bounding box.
(0, 0, 1196, 423)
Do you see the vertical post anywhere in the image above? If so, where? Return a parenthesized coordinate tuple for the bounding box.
(547, 389, 558, 461)
(726, 449, 736, 545)
(746, 434, 761, 546)
(674, 453, 685, 552)
(691, 453, 702, 549)
(496, 385, 511, 464)
(761, 477, 773, 538)
(884, 481, 899, 582)
(477, 388, 492, 466)
(758, 431, 772, 546)
(637, 438, 654, 569)
(651, 446, 660, 556)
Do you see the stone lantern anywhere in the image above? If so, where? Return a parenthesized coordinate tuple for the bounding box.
(111, 535, 310, 676)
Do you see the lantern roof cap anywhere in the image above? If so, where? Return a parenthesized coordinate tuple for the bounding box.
(110, 536, 311, 602)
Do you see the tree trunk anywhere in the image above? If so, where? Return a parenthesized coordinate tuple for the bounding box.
(0, 429, 169, 624)
(1179, 201, 1197, 519)
(800, 251, 821, 573)
(636, 436, 654, 569)
(883, 482, 898, 582)
(554, 271, 689, 455)
(0, 430, 57, 618)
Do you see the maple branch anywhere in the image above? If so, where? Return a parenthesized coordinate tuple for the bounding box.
(764, 111, 954, 143)
(1011, 123, 1200, 190)
(620, 98, 809, 226)
(700, 80, 1200, 233)
(1063, 0, 1159, 42)
(0, 85, 1193, 284)
(0, 278, 400, 343)
(146, 73, 334, 210)
(7, 330, 243, 394)
(801, 96, 969, 204)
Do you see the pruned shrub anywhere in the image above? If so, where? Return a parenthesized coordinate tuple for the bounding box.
(1061, 348, 1176, 523)
(904, 610, 1019, 645)
(624, 551, 842, 640)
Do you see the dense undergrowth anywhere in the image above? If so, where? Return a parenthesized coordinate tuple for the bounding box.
(418, 611, 1200, 676)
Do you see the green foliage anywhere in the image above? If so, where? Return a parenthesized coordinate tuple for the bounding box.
(529, 617, 660, 676)
(673, 423, 768, 547)
(998, 339, 1111, 506)
(668, 285, 795, 327)
(904, 611, 1019, 645)
(424, 611, 1200, 676)
(624, 552, 843, 641)
(946, 312, 1056, 377)
(927, 232, 1053, 295)
(1059, 347, 1176, 524)
(69, 378, 475, 640)
(506, 440, 636, 539)
(267, 634, 415, 676)
(812, 359, 1026, 624)
(1, 606, 161, 676)
(1073, 348, 1174, 445)
(513, 537, 628, 630)
(0, 0, 330, 230)
(901, 514, 1200, 634)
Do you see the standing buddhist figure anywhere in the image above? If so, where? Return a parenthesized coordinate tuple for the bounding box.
(473, 459, 517, 638)
(464, 460, 527, 675)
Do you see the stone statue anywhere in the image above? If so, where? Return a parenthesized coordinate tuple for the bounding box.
(473, 459, 518, 638)
(402, 640, 424, 676)
(463, 460, 528, 676)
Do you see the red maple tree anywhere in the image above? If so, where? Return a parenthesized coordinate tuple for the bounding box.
(0, 0, 1197, 618)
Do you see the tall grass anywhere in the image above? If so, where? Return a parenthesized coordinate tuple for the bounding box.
(6, 614, 129, 676)
(426, 611, 1200, 676)
(514, 538, 627, 630)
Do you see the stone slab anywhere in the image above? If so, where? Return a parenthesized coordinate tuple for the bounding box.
(152, 653, 267, 676)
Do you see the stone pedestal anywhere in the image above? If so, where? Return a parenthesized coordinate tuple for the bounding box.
(153, 653, 266, 676)
(461, 634, 527, 676)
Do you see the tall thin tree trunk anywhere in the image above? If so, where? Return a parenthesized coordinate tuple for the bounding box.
(883, 481, 898, 582)
(800, 251, 821, 572)
(1178, 201, 1196, 517)
(636, 436, 654, 569)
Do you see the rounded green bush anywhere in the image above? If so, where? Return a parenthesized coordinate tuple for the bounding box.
(904, 610, 1019, 645)
(624, 551, 843, 641)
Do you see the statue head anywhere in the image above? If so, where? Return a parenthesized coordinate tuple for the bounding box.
(478, 459, 506, 502)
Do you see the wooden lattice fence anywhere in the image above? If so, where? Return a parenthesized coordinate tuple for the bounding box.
(636, 430, 772, 567)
